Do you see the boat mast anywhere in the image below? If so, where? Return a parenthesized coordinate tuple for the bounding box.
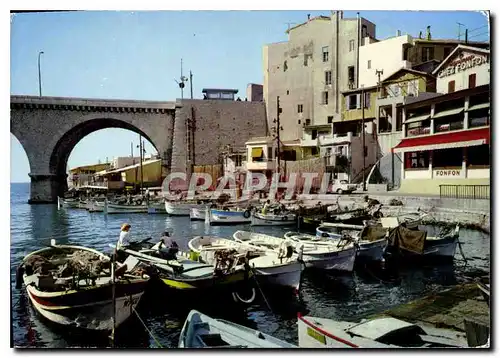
(139, 135, 144, 195)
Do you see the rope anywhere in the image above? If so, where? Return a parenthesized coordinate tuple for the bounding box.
(251, 266, 273, 312)
(132, 306, 163, 348)
(457, 240, 468, 267)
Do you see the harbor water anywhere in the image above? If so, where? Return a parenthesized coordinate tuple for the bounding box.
(10, 183, 490, 348)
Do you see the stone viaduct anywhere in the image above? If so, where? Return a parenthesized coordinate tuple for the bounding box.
(11, 95, 267, 203)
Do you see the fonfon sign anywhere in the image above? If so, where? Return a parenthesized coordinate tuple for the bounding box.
(438, 54, 488, 78)
(434, 169, 461, 177)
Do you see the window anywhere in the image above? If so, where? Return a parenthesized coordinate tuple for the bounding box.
(322, 46, 329, 62)
(322, 91, 329, 105)
(286, 90, 290, 95)
(298, 120, 301, 124)
(467, 145, 490, 167)
(361, 24, 368, 38)
(404, 151, 429, 169)
(326, 147, 332, 157)
(311, 147, 318, 156)
(406, 119, 431, 137)
(433, 148, 463, 168)
(349, 40, 355, 52)
(346, 94, 358, 110)
(363, 92, 371, 108)
(311, 130, 318, 140)
(469, 108, 490, 128)
(448, 80, 455, 93)
(325, 71, 332, 85)
(367, 60, 371, 69)
(327, 116, 333, 124)
(364, 146, 368, 157)
(303, 54, 312, 66)
(421, 47, 434, 62)
(283, 60, 288, 72)
(297, 104, 303, 113)
(348, 66, 355, 86)
(267, 147, 273, 161)
(469, 73, 477, 89)
(251, 147, 264, 162)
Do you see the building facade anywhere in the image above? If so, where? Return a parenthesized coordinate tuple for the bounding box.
(392, 47, 490, 195)
(263, 11, 376, 143)
(246, 83, 264, 102)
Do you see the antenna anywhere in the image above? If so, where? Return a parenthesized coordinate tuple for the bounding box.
(174, 58, 189, 99)
(457, 22, 465, 40)
(285, 22, 296, 32)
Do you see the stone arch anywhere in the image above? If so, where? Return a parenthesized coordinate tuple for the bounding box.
(49, 117, 161, 196)
(10, 133, 33, 182)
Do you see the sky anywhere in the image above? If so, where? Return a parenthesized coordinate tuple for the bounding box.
(9, 10, 490, 183)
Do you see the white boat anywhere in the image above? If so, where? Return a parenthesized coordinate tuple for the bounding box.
(57, 197, 80, 209)
(297, 313, 467, 348)
(251, 212, 297, 226)
(179, 310, 297, 348)
(236, 231, 356, 272)
(316, 223, 388, 262)
(165, 201, 207, 216)
(147, 201, 167, 214)
(16, 241, 149, 332)
(207, 208, 252, 225)
(190, 207, 207, 221)
(188, 236, 303, 291)
(104, 199, 148, 214)
(85, 199, 105, 213)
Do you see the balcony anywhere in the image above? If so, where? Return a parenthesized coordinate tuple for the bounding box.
(300, 138, 319, 147)
(318, 132, 354, 146)
(245, 160, 276, 171)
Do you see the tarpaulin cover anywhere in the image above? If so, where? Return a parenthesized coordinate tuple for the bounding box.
(360, 226, 388, 242)
(387, 226, 427, 254)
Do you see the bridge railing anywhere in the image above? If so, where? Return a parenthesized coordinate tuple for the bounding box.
(439, 185, 490, 200)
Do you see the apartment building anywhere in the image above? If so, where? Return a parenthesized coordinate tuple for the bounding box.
(263, 11, 376, 145)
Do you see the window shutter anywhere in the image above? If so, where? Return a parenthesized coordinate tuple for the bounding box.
(346, 96, 350, 109)
(356, 94, 361, 109)
(365, 93, 370, 108)
(468, 74, 476, 89)
(448, 80, 455, 93)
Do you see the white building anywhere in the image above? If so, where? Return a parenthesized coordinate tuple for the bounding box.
(359, 34, 413, 87)
(433, 45, 490, 94)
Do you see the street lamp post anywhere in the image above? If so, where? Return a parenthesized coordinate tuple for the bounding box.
(38, 51, 44, 96)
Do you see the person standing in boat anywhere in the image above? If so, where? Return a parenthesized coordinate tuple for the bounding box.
(159, 231, 179, 260)
(262, 199, 271, 215)
(117, 223, 132, 250)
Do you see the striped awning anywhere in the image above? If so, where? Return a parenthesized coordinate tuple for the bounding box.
(251, 147, 263, 157)
(432, 107, 464, 119)
(392, 127, 489, 153)
(467, 103, 490, 112)
(405, 114, 430, 124)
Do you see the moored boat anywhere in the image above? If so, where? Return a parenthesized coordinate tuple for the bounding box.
(297, 313, 467, 348)
(16, 241, 149, 332)
(179, 309, 297, 348)
(207, 208, 252, 225)
(236, 230, 356, 272)
(189, 236, 303, 291)
(251, 212, 297, 226)
(165, 201, 207, 216)
(147, 200, 167, 214)
(190, 207, 207, 221)
(104, 199, 148, 214)
(57, 196, 81, 209)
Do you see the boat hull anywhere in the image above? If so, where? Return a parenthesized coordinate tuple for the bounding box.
(57, 197, 81, 209)
(302, 246, 357, 272)
(25, 279, 148, 331)
(209, 209, 252, 225)
(105, 202, 148, 214)
(190, 207, 207, 221)
(251, 213, 297, 226)
(357, 239, 388, 262)
(423, 238, 458, 257)
(165, 202, 206, 216)
(147, 202, 167, 214)
(253, 261, 303, 291)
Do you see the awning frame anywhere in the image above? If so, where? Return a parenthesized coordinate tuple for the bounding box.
(467, 103, 490, 112)
(404, 114, 430, 124)
(432, 107, 464, 119)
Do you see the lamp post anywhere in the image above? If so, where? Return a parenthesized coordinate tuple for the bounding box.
(38, 51, 44, 96)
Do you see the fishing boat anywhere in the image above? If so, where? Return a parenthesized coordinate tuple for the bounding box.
(179, 310, 297, 348)
(251, 212, 297, 226)
(282, 232, 357, 271)
(104, 199, 148, 214)
(115, 240, 253, 294)
(57, 197, 81, 209)
(189, 236, 303, 291)
(315, 223, 387, 262)
(147, 200, 167, 214)
(297, 313, 467, 348)
(16, 241, 149, 332)
(206, 208, 252, 225)
(235, 230, 356, 272)
(86, 199, 106, 213)
(165, 200, 207, 216)
(190, 207, 207, 221)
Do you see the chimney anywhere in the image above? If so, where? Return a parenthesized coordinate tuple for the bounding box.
(419, 31, 422, 39)
(426, 26, 431, 40)
(340, 10, 343, 19)
(307, 14, 311, 21)
(397, 30, 401, 36)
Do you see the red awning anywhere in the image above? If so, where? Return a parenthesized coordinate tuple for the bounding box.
(392, 127, 489, 153)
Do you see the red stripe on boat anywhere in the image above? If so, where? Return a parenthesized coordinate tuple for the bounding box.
(29, 292, 59, 307)
(298, 313, 359, 348)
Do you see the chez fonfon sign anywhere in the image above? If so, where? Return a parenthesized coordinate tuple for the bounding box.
(438, 53, 489, 78)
